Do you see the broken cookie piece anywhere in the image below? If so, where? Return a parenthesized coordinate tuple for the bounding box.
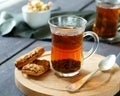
(15, 47, 45, 69)
(22, 59, 50, 76)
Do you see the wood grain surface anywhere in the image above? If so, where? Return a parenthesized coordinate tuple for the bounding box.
(0, 36, 35, 65)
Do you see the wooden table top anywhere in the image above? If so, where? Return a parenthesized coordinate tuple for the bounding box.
(0, 0, 120, 96)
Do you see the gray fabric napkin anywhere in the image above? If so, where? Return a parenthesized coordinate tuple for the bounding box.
(0, 11, 120, 43)
(0, 11, 51, 39)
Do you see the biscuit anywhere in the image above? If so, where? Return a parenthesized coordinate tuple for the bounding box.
(15, 47, 45, 69)
(22, 59, 50, 76)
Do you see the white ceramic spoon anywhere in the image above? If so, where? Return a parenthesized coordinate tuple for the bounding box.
(65, 54, 116, 92)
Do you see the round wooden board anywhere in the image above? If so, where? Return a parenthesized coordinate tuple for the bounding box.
(15, 51, 120, 96)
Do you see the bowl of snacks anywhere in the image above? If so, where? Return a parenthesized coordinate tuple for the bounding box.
(22, 0, 52, 29)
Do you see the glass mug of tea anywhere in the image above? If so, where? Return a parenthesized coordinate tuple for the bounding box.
(48, 15, 99, 77)
(93, 0, 120, 41)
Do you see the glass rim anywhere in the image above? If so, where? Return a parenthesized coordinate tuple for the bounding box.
(48, 15, 87, 28)
(96, 0, 120, 5)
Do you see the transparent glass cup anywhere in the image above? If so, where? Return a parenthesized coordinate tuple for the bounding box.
(93, 0, 120, 41)
(48, 15, 99, 77)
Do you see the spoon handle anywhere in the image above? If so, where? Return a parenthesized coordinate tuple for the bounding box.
(66, 69, 99, 92)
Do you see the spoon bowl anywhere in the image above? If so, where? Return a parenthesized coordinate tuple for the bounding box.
(99, 55, 116, 71)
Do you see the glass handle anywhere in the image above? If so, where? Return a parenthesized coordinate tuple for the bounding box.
(83, 31, 99, 60)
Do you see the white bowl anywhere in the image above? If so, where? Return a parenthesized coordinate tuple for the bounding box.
(22, 5, 51, 29)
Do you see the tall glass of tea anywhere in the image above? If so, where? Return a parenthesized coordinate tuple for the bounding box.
(93, 0, 120, 41)
(48, 15, 99, 77)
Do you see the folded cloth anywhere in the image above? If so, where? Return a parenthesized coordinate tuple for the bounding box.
(0, 11, 96, 40)
(0, 11, 52, 39)
(1, 11, 120, 43)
